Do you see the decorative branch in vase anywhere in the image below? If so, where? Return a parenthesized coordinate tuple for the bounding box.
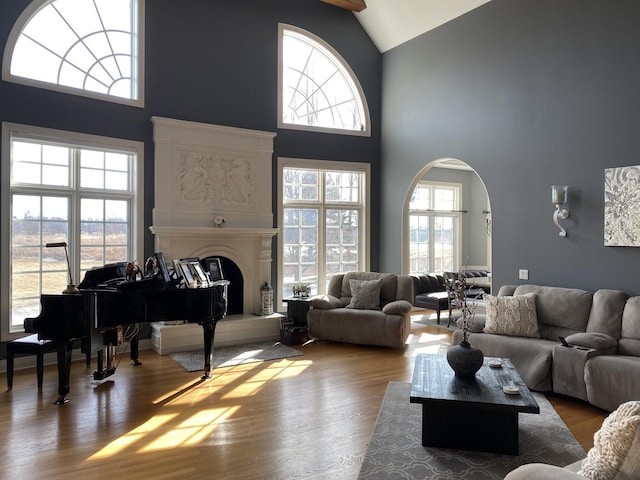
(446, 267, 484, 377)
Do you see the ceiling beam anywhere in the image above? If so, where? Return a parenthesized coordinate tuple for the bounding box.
(320, 0, 367, 13)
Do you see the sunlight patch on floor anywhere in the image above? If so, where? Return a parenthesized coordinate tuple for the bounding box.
(139, 406, 241, 451)
(88, 413, 179, 459)
(87, 357, 312, 459)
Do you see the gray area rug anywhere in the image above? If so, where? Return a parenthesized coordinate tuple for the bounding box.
(358, 382, 586, 480)
(170, 341, 303, 372)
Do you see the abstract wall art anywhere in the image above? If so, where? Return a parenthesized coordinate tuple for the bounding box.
(604, 165, 640, 246)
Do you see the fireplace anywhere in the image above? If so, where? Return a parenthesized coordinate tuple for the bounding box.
(148, 117, 282, 353)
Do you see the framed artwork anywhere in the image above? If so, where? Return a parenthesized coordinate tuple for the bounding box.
(605, 165, 640, 246)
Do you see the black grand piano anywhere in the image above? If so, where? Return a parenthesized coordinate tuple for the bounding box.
(24, 261, 229, 405)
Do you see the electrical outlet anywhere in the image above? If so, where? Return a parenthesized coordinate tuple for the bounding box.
(519, 269, 529, 280)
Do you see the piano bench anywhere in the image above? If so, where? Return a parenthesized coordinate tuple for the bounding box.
(6, 334, 57, 391)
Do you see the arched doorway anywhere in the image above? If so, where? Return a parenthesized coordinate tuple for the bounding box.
(403, 158, 491, 283)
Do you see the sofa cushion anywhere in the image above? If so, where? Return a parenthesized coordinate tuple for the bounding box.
(341, 272, 397, 305)
(346, 279, 382, 310)
(587, 289, 628, 339)
(620, 296, 640, 356)
(512, 285, 593, 340)
(484, 293, 540, 338)
(578, 401, 640, 480)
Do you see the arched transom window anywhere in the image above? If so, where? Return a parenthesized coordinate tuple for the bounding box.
(2, 0, 144, 106)
(279, 24, 370, 136)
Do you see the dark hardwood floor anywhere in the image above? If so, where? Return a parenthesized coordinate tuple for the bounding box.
(0, 317, 607, 479)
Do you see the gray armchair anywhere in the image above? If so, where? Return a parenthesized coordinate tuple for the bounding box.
(307, 272, 414, 349)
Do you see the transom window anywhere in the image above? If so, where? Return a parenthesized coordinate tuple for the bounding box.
(278, 158, 369, 304)
(278, 24, 370, 136)
(1, 123, 143, 338)
(2, 0, 144, 106)
(408, 182, 462, 274)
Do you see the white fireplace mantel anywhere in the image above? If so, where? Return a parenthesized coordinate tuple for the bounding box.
(150, 117, 278, 317)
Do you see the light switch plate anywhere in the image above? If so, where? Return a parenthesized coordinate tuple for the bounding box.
(519, 269, 529, 280)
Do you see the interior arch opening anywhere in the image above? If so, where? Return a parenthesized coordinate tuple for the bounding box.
(403, 158, 492, 289)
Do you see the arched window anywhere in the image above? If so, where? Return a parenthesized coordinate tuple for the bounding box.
(278, 24, 370, 136)
(2, 0, 144, 106)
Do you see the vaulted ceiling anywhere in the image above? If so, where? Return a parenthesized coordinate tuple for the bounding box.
(324, 0, 493, 53)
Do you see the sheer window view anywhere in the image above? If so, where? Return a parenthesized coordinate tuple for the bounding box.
(8, 132, 136, 331)
(409, 182, 461, 274)
(281, 166, 365, 300)
(7, 0, 141, 103)
(280, 25, 369, 134)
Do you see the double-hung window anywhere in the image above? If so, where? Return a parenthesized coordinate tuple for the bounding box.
(1, 123, 143, 339)
(408, 181, 462, 274)
(278, 158, 369, 304)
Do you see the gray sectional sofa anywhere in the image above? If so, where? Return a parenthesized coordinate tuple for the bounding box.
(307, 271, 414, 349)
(452, 284, 640, 411)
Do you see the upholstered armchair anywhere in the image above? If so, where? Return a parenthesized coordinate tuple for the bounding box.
(505, 400, 640, 480)
(307, 272, 414, 349)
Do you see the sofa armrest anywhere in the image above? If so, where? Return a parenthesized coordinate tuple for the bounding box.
(382, 300, 413, 315)
(310, 295, 343, 310)
(565, 332, 617, 351)
(504, 463, 586, 480)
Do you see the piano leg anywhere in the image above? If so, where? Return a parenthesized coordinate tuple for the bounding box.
(54, 341, 73, 405)
(130, 336, 142, 366)
(200, 320, 219, 380)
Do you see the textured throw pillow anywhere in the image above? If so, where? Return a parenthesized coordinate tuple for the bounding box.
(346, 279, 382, 310)
(483, 293, 540, 338)
(578, 401, 640, 480)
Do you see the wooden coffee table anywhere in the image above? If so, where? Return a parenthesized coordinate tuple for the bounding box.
(409, 353, 539, 455)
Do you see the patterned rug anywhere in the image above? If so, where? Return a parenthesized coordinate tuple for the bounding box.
(358, 382, 586, 480)
(170, 341, 303, 372)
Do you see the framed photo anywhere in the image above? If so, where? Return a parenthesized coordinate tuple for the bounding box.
(177, 261, 196, 288)
(189, 261, 209, 287)
(154, 252, 172, 284)
(206, 257, 224, 282)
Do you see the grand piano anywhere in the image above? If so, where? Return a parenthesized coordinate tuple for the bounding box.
(24, 262, 229, 405)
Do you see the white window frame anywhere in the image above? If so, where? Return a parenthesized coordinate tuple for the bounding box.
(2, 0, 145, 107)
(1, 122, 144, 340)
(277, 157, 370, 308)
(278, 23, 370, 137)
(407, 181, 462, 275)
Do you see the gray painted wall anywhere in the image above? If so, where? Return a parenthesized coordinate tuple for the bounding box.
(381, 0, 640, 295)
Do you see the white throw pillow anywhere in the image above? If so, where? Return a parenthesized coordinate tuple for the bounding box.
(483, 293, 540, 338)
(346, 279, 382, 310)
(578, 401, 640, 480)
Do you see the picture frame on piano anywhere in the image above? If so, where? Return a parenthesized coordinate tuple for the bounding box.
(205, 257, 224, 283)
(154, 252, 172, 285)
(190, 262, 210, 287)
(177, 261, 197, 288)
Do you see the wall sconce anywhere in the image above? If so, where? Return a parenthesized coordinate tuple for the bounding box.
(46, 241, 80, 294)
(552, 185, 570, 237)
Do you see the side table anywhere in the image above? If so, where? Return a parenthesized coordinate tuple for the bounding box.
(281, 297, 312, 345)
